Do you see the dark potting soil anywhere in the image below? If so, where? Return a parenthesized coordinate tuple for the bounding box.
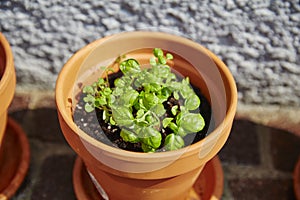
(73, 71, 214, 152)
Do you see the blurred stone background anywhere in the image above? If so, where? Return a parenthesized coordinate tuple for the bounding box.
(0, 0, 299, 106)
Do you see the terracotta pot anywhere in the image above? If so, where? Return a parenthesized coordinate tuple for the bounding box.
(56, 31, 237, 200)
(0, 33, 16, 148)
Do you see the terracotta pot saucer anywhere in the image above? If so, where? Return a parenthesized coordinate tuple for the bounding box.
(73, 156, 224, 200)
(0, 118, 30, 200)
(294, 158, 300, 200)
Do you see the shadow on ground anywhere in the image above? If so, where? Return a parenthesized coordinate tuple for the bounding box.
(7, 108, 300, 200)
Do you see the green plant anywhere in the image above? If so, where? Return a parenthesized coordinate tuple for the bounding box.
(82, 48, 205, 152)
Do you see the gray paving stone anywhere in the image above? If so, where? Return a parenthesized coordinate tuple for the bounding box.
(270, 128, 300, 172)
(31, 154, 76, 200)
(228, 178, 296, 200)
(219, 120, 260, 165)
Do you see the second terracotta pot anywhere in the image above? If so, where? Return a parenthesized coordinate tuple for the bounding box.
(0, 33, 16, 148)
(56, 31, 237, 200)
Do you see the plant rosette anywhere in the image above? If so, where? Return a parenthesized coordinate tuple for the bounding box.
(80, 48, 205, 153)
(0, 33, 16, 148)
(56, 31, 237, 200)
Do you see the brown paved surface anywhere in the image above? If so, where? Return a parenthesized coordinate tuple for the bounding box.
(6, 91, 300, 200)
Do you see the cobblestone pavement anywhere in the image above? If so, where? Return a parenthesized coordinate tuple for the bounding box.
(2, 91, 298, 200)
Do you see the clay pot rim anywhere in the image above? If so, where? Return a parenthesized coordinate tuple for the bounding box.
(56, 31, 237, 159)
(0, 33, 14, 92)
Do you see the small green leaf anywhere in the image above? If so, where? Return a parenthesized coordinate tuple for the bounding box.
(185, 94, 200, 110)
(180, 85, 192, 99)
(102, 110, 107, 121)
(83, 94, 95, 103)
(120, 129, 139, 143)
(143, 83, 151, 93)
(153, 48, 163, 58)
(140, 71, 157, 85)
(178, 113, 205, 133)
(179, 77, 194, 98)
(149, 83, 161, 92)
(109, 117, 116, 125)
(111, 106, 134, 126)
(94, 96, 107, 107)
(183, 77, 190, 84)
(112, 87, 123, 96)
(166, 73, 177, 83)
(107, 95, 116, 106)
(150, 103, 165, 117)
(114, 78, 125, 88)
(84, 103, 94, 113)
(158, 56, 166, 65)
(171, 105, 178, 116)
(150, 57, 157, 66)
(164, 133, 184, 151)
(120, 89, 139, 106)
(158, 65, 171, 78)
(120, 59, 141, 75)
(83, 86, 94, 94)
(103, 87, 112, 96)
(161, 87, 172, 98)
(168, 122, 178, 132)
(97, 78, 105, 85)
(146, 114, 155, 124)
(170, 82, 181, 91)
(136, 109, 145, 119)
(136, 98, 147, 111)
(143, 93, 159, 109)
(173, 91, 179, 100)
(135, 110, 150, 125)
(141, 143, 156, 153)
(162, 117, 173, 128)
(139, 127, 162, 149)
(166, 53, 173, 60)
(177, 127, 187, 137)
